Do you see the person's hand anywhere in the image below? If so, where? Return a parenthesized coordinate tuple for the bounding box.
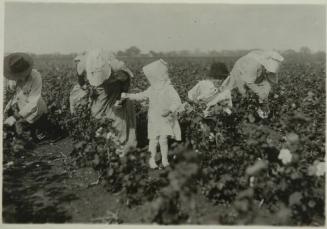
(121, 93, 128, 99)
(162, 109, 172, 117)
(177, 102, 193, 114)
(13, 108, 22, 119)
(223, 107, 232, 115)
(257, 107, 269, 119)
(114, 100, 123, 109)
(4, 116, 16, 126)
(203, 108, 211, 117)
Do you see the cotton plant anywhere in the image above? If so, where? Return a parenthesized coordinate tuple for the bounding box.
(308, 160, 325, 177)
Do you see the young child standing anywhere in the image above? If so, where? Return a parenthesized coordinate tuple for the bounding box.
(121, 59, 182, 169)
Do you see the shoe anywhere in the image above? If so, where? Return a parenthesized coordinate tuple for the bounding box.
(149, 157, 158, 169)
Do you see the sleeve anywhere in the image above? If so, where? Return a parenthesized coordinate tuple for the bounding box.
(4, 98, 13, 114)
(4, 78, 17, 113)
(221, 75, 236, 91)
(239, 57, 262, 84)
(168, 87, 182, 113)
(246, 80, 271, 101)
(206, 89, 233, 109)
(127, 88, 150, 101)
(18, 71, 43, 118)
(187, 82, 201, 101)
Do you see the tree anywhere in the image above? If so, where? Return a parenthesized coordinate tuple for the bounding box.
(282, 49, 297, 59)
(179, 50, 191, 57)
(299, 46, 311, 55)
(125, 46, 141, 57)
(166, 51, 178, 57)
(116, 50, 125, 57)
(149, 50, 158, 57)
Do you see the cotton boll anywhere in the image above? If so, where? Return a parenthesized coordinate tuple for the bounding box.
(278, 149, 292, 165)
(314, 161, 325, 177)
(286, 132, 299, 144)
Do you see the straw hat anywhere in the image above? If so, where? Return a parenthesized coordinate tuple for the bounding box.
(4, 53, 33, 80)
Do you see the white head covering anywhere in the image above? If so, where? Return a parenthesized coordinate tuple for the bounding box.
(247, 50, 284, 73)
(85, 49, 112, 86)
(142, 59, 169, 86)
(84, 49, 134, 86)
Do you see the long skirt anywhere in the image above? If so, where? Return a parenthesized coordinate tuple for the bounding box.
(91, 85, 137, 149)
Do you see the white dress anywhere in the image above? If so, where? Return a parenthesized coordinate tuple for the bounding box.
(128, 82, 182, 141)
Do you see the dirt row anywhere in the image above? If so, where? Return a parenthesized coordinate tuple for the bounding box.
(3, 138, 223, 224)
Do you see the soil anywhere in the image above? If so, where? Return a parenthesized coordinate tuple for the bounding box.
(2, 137, 224, 224)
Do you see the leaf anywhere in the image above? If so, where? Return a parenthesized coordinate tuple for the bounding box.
(308, 200, 316, 208)
(285, 132, 299, 144)
(289, 192, 303, 206)
(93, 154, 100, 166)
(233, 199, 249, 212)
(275, 204, 292, 225)
(246, 160, 268, 176)
(248, 114, 255, 123)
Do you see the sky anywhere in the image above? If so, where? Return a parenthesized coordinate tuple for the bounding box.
(4, 3, 326, 54)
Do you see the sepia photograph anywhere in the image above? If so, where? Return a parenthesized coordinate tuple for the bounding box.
(2, 0, 326, 225)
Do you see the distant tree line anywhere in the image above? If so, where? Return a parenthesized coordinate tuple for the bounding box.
(115, 46, 325, 61)
(9, 46, 325, 62)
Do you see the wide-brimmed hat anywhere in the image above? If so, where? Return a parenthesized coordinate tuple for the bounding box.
(208, 62, 229, 79)
(4, 52, 33, 80)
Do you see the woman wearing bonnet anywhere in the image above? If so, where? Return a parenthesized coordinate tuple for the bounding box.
(220, 49, 284, 118)
(70, 49, 137, 154)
